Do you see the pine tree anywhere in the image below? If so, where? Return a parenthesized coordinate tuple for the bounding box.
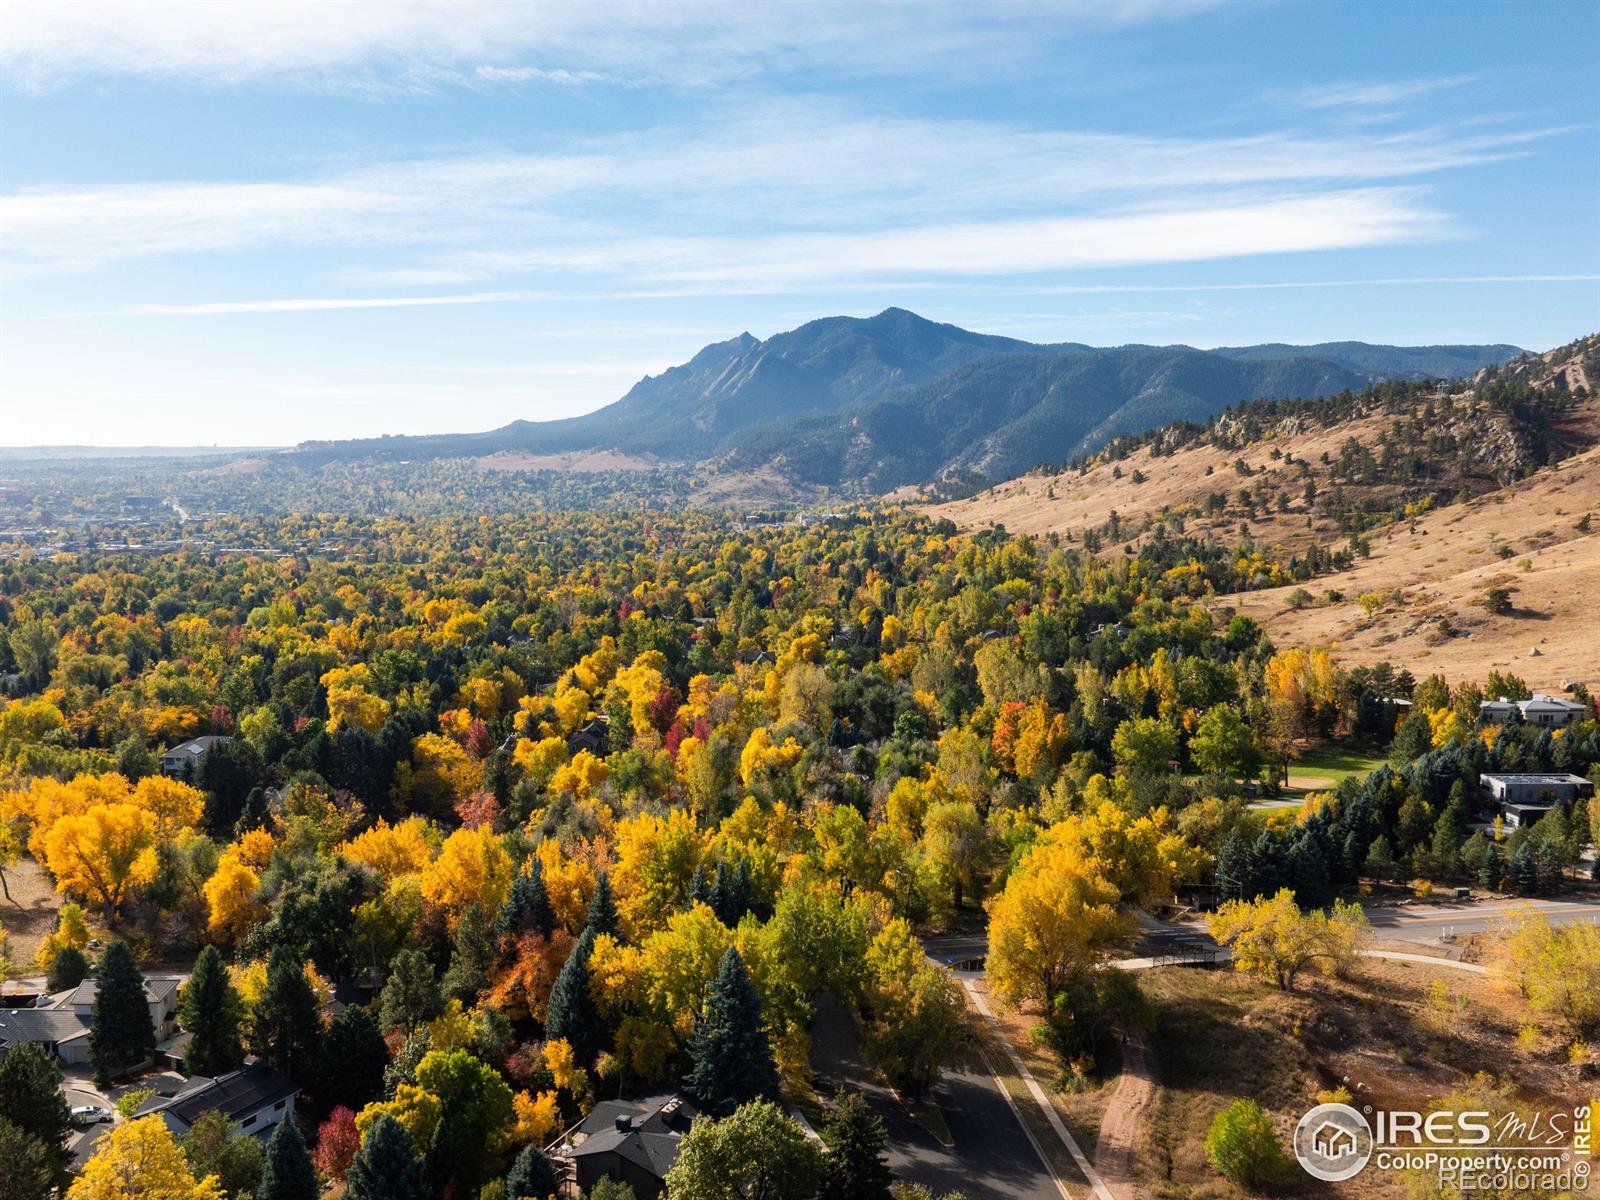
(1478, 843, 1503, 891)
(380, 948, 442, 1031)
(259, 1118, 317, 1200)
(818, 1091, 892, 1200)
(504, 1142, 561, 1198)
(684, 947, 779, 1117)
(545, 928, 604, 1064)
(0, 1043, 73, 1189)
(181, 944, 244, 1078)
(318, 1004, 389, 1114)
(442, 903, 494, 1004)
(46, 945, 89, 993)
(1509, 842, 1539, 893)
(426, 1115, 456, 1196)
(585, 870, 619, 938)
(688, 861, 711, 908)
(496, 860, 555, 942)
(251, 946, 323, 1086)
(0, 1117, 55, 1200)
(89, 939, 155, 1086)
(346, 1114, 429, 1200)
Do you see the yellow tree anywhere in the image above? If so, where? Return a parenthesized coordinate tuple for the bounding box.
(987, 838, 1130, 1005)
(420, 826, 514, 926)
(339, 816, 437, 881)
(35, 901, 92, 971)
(42, 803, 158, 924)
(130, 776, 205, 841)
(203, 851, 263, 943)
(612, 809, 706, 939)
(1207, 889, 1367, 991)
(68, 1115, 225, 1200)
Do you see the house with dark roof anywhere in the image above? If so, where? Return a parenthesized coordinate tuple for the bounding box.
(141, 1062, 299, 1140)
(1481, 772, 1595, 827)
(160, 735, 230, 777)
(567, 715, 611, 756)
(0, 974, 185, 1066)
(553, 1092, 699, 1198)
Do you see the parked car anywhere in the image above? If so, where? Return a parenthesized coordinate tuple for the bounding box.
(70, 1106, 113, 1127)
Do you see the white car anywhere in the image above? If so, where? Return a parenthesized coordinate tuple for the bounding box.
(70, 1106, 113, 1127)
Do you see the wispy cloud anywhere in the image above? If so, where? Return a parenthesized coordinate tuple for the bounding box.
(0, 0, 1223, 91)
(1287, 75, 1474, 110)
(1, 106, 1554, 286)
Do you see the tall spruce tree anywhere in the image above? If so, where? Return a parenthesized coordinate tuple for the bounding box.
(545, 927, 604, 1064)
(818, 1091, 893, 1200)
(251, 947, 322, 1086)
(0, 1043, 73, 1189)
(318, 1004, 390, 1114)
(441, 903, 495, 1004)
(259, 1118, 317, 1200)
(89, 939, 155, 1086)
(379, 948, 442, 1032)
(504, 1142, 561, 1198)
(46, 945, 89, 993)
(180, 944, 244, 1078)
(346, 1114, 428, 1200)
(585, 870, 619, 938)
(496, 860, 555, 942)
(684, 947, 779, 1116)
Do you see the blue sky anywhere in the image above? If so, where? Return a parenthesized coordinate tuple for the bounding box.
(2, 0, 1597, 446)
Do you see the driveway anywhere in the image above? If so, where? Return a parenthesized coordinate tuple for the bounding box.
(809, 993, 1061, 1200)
(60, 1073, 114, 1167)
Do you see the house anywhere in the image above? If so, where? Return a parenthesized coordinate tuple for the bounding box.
(1480, 772, 1595, 828)
(567, 715, 611, 756)
(1313, 1121, 1358, 1160)
(1478, 694, 1588, 728)
(0, 973, 185, 1066)
(141, 1062, 299, 1140)
(160, 735, 230, 778)
(553, 1092, 700, 1198)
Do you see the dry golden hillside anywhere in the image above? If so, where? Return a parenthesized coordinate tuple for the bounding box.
(1226, 446, 1600, 692)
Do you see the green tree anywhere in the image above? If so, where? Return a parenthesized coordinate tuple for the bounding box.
(545, 927, 604, 1065)
(346, 1114, 428, 1200)
(181, 944, 244, 1078)
(0, 1043, 72, 1189)
(666, 1099, 824, 1200)
(1204, 1098, 1286, 1186)
(380, 948, 442, 1032)
(585, 870, 619, 938)
(0, 1118, 55, 1200)
(181, 1109, 265, 1200)
(1110, 717, 1178, 776)
(8, 618, 58, 691)
(259, 1118, 317, 1200)
(441, 903, 494, 1004)
(250, 946, 323, 1086)
(496, 860, 555, 942)
(46, 944, 89, 993)
(684, 947, 780, 1117)
(89, 938, 155, 1086)
(1189, 705, 1257, 779)
(318, 1004, 390, 1114)
(819, 1091, 892, 1200)
(415, 1048, 515, 1193)
(504, 1142, 561, 1198)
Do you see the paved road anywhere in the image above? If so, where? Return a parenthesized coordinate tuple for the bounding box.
(809, 993, 1061, 1200)
(1361, 896, 1600, 941)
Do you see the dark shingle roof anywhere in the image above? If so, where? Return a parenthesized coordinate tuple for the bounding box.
(156, 1063, 299, 1127)
(566, 1093, 699, 1180)
(0, 1007, 88, 1045)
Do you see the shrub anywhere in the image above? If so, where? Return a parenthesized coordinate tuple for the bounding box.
(1205, 1098, 1287, 1186)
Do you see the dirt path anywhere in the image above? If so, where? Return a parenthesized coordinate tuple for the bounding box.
(1093, 1028, 1156, 1200)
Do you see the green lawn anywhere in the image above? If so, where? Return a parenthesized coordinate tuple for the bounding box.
(1286, 742, 1385, 786)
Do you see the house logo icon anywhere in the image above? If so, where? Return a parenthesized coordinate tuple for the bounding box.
(1294, 1103, 1373, 1182)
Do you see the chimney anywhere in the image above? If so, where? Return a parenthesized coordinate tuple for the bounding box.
(615, 1115, 633, 1132)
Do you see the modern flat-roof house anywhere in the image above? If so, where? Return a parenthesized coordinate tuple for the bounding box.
(160, 735, 230, 777)
(140, 1062, 299, 1140)
(1480, 772, 1595, 827)
(554, 1092, 699, 1198)
(1479, 694, 1589, 728)
(0, 974, 185, 1066)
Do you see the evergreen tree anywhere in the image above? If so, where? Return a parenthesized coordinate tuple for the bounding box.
(1509, 842, 1539, 893)
(318, 1004, 389, 1114)
(89, 938, 155, 1086)
(1533, 841, 1565, 893)
(504, 1142, 561, 1198)
(585, 870, 619, 938)
(688, 861, 712, 908)
(0, 1117, 55, 1200)
(380, 948, 442, 1031)
(45, 945, 89, 993)
(1285, 837, 1330, 909)
(818, 1091, 892, 1200)
(181, 944, 244, 1078)
(425, 1115, 456, 1196)
(259, 1118, 317, 1200)
(1363, 835, 1398, 882)
(0, 1043, 73, 1189)
(1478, 843, 1503, 891)
(1213, 831, 1251, 903)
(251, 946, 323, 1086)
(346, 1114, 429, 1200)
(442, 903, 495, 1004)
(545, 928, 604, 1064)
(684, 947, 779, 1117)
(496, 860, 555, 942)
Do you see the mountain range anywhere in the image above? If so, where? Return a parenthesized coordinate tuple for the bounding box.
(288, 308, 1522, 490)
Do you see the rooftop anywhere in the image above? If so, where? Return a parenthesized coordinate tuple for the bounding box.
(147, 1062, 299, 1128)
